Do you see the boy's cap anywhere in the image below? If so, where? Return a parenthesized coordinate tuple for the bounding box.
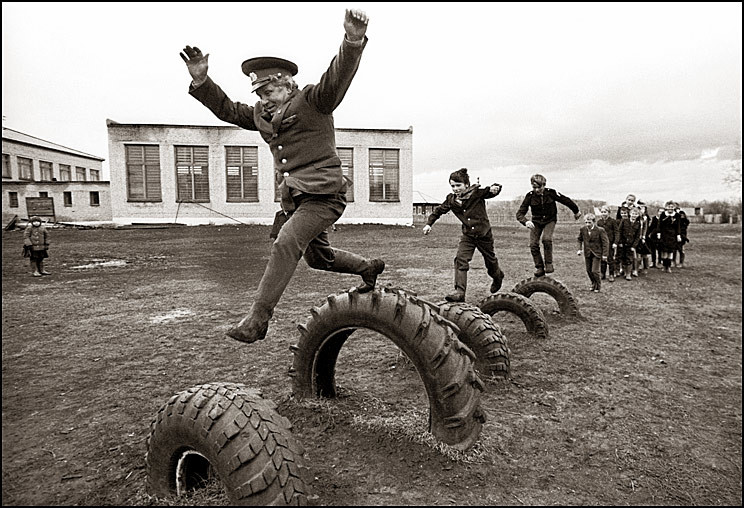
(30, 216, 41, 222)
(241, 57, 298, 92)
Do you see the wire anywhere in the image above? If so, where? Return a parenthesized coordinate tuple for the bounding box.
(181, 201, 251, 225)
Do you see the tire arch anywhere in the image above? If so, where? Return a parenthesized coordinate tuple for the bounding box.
(478, 291, 551, 340)
(289, 287, 486, 451)
(146, 382, 311, 506)
(511, 277, 582, 319)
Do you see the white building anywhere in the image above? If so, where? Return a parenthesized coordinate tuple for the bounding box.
(106, 120, 413, 226)
(2, 127, 110, 226)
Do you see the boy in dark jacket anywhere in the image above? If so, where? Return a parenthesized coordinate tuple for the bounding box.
(516, 174, 582, 277)
(576, 213, 609, 292)
(616, 207, 641, 281)
(424, 168, 504, 302)
(596, 205, 619, 282)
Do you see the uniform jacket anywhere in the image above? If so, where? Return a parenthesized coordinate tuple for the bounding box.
(596, 216, 619, 245)
(23, 223, 49, 251)
(678, 212, 690, 241)
(617, 218, 641, 248)
(577, 225, 609, 258)
(658, 212, 681, 250)
(516, 188, 579, 226)
(189, 36, 367, 200)
(647, 215, 659, 239)
(427, 185, 499, 237)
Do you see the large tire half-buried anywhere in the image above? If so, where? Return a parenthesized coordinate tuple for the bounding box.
(478, 291, 550, 340)
(436, 302, 511, 381)
(146, 382, 310, 505)
(289, 287, 486, 451)
(511, 277, 582, 319)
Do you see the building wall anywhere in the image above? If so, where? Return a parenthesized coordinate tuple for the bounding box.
(2, 138, 110, 224)
(107, 122, 413, 226)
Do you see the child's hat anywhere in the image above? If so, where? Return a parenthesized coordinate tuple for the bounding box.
(30, 215, 41, 222)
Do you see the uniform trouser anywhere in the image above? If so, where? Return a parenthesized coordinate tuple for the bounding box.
(601, 246, 616, 277)
(618, 245, 635, 267)
(529, 220, 556, 268)
(252, 193, 368, 314)
(585, 252, 602, 290)
(454, 230, 502, 292)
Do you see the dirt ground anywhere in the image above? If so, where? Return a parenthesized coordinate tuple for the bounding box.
(2, 221, 741, 506)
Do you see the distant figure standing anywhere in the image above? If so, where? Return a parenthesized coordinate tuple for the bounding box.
(674, 207, 690, 267)
(516, 174, 582, 277)
(576, 213, 609, 292)
(423, 168, 505, 302)
(23, 216, 51, 277)
(656, 200, 682, 273)
(596, 205, 619, 282)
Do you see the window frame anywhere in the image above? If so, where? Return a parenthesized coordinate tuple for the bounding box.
(174, 145, 211, 203)
(125, 144, 162, 202)
(2, 154, 10, 178)
(89, 191, 100, 206)
(225, 146, 259, 203)
(63, 191, 73, 207)
(368, 148, 400, 202)
(59, 164, 71, 181)
(337, 147, 355, 202)
(9, 191, 19, 207)
(18, 156, 33, 181)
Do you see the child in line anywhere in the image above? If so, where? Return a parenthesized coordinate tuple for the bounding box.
(596, 205, 618, 282)
(674, 207, 690, 267)
(423, 168, 504, 302)
(646, 207, 662, 268)
(616, 206, 641, 281)
(636, 202, 651, 275)
(657, 200, 682, 273)
(576, 213, 609, 292)
(23, 216, 51, 277)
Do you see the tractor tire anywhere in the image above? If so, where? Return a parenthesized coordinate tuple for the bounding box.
(436, 302, 511, 381)
(289, 287, 486, 451)
(146, 382, 310, 506)
(478, 291, 550, 340)
(511, 276, 582, 319)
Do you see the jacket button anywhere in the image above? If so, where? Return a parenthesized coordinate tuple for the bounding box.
(283, 172, 289, 177)
(278, 145, 283, 150)
(281, 158, 287, 164)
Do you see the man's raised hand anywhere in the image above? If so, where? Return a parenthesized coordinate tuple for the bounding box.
(344, 9, 369, 41)
(180, 45, 209, 85)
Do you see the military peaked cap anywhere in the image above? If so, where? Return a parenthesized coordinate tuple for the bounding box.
(241, 56, 298, 92)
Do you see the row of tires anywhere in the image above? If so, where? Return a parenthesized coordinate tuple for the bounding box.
(145, 276, 580, 505)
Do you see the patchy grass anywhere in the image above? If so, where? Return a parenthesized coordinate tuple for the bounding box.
(2, 222, 741, 505)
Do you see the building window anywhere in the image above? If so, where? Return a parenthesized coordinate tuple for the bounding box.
(59, 164, 71, 181)
(40, 161, 53, 181)
(39, 192, 49, 197)
(369, 148, 400, 202)
(76, 166, 87, 181)
(90, 191, 100, 206)
(9, 192, 19, 207)
(338, 147, 354, 202)
(89, 168, 100, 181)
(2, 154, 10, 178)
(18, 157, 33, 181)
(63, 191, 72, 206)
(126, 145, 162, 202)
(226, 146, 258, 202)
(175, 145, 210, 202)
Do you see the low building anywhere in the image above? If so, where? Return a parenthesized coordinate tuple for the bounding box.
(106, 120, 413, 226)
(2, 127, 110, 226)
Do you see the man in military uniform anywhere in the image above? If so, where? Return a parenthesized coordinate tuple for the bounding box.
(516, 174, 582, 277)
(180, 8, 384, 344)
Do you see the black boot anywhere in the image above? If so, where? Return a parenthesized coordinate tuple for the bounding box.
(445, 269, 467, 302)
(226, 303, 273, 343)
(357, 258, 385, 293)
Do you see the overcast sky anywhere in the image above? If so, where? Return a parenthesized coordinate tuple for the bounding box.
(2, 2, 741, 205)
